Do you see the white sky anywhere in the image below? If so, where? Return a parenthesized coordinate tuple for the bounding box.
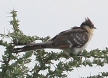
(0, 0, 108, 78)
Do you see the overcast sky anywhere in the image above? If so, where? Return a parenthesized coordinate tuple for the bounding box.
(0, 0, 108, 78)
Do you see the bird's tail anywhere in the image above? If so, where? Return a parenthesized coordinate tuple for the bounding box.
(14, 41, 54, 53)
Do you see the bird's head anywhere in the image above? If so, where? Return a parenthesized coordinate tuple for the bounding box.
(80, 18, 96, 29)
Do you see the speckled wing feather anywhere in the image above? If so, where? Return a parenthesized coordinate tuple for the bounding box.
(50, 27, 89, 49)
(14, 27, 89, 52)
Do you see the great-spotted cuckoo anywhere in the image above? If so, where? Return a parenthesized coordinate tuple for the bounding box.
(14, 18, 96, 56)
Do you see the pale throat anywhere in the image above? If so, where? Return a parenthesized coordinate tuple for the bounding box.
(84, 26, 94, 36)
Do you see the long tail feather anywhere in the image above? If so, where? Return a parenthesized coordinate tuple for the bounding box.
(14, 41, 54, 53)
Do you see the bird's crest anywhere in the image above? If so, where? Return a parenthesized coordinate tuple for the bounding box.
(80, 17, 96, 29)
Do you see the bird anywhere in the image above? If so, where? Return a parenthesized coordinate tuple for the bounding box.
(14, 18, 96, 56)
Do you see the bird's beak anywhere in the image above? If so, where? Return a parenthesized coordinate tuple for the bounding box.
(94, 27, 96, 29)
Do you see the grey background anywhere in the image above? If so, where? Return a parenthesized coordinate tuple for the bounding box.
(0, 0, 108, 78)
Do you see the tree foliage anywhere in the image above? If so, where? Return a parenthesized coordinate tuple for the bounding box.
(0, 10, 108, 78)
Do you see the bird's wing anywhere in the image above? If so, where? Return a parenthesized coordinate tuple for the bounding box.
(50, 27, 89, 49)
(14, 27, 89, 53)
